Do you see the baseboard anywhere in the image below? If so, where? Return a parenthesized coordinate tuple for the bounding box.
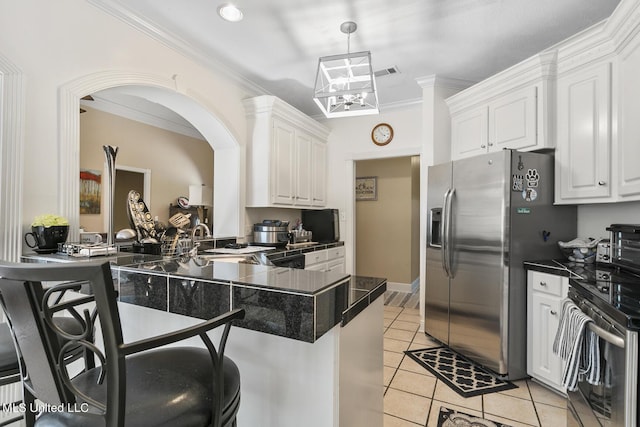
(386, 281, 412, 293)
(411, 277, 419, 293)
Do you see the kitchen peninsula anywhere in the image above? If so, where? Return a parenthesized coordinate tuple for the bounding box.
(22, 251, 386, 427)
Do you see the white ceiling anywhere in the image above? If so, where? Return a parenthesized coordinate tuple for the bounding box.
(88, 0, 621, 119)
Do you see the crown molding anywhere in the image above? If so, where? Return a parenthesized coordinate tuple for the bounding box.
(87, 0, 270, 98)
(446, 50, 558, 113)
(415, 75, 475, 92)
(243, 95, 331, 139)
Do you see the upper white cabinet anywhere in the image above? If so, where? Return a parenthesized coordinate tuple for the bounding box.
(447, 52, 556, 161)
(555, 61, 612, 202)
(489, 86, 538, 151)
(617, 19, 640, 199)
(311, 140, 327, 206)
(244, 96, 330, 208)
(553, 0, 640, 204)
(450, 108, 488, 159)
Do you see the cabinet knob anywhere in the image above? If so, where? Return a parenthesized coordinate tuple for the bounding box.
(540, 282, 547, 287)
(481, 144, 486, 149)
(598, 181, 606, 186)
(550, 310, 557, 316)
(488, 142, 494, 147)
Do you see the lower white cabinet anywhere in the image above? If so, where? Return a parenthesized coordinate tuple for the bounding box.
(304, 246, 345, 273)
(526, 270, 569, 393)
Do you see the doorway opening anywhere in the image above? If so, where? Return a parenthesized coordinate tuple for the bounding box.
(113, 167, 150, 232)
(354, 155, 420, 308)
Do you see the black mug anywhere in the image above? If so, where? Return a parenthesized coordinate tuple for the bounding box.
(24, 226, 69, 250)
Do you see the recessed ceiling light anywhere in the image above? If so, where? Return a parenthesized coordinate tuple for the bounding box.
(218, 3, 243, 22)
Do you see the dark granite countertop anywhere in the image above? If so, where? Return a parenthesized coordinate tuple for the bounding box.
(524, 259, 640, 330)
(22, 250, 386, 342)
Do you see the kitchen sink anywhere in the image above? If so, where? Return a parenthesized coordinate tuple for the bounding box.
(193, 253, 267, 265)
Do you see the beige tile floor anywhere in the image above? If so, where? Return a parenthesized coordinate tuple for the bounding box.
(383, 305, 568, 427)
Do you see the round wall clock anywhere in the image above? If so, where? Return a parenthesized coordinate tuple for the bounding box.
(371, 123, 394, 146)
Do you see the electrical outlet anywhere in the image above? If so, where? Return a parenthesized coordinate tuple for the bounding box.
(340, 211, 346, 221)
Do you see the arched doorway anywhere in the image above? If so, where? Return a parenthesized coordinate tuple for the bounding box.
(58, 71, 244, 242)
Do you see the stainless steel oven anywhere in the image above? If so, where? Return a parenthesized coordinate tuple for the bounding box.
(567, 223, 640, 426)
(567, 289, 638, 426)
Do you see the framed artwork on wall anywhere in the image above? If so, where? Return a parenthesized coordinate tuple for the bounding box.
(356, 176, 377, 201)
(80, 169, 102, 214)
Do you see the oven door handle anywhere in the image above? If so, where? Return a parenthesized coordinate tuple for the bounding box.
(588, 322, 625, 349)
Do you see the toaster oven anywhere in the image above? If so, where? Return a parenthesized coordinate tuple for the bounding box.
(607, 224, 640, 274)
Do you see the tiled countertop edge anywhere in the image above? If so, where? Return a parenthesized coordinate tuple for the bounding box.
(341, 277, 387, 327)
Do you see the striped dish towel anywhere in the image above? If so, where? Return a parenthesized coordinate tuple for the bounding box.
(552, 299, 600, 390)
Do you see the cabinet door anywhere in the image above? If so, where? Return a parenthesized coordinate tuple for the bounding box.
(489, 86, 537, 152)
(451, 107, 488, 160)
(311, 140, 327, 207)
(271, 120, 295, 205)
(327, 259, 345, 274)
(556, 62, 612, 202)
(295, 132, 312, 206)
(618, 40, 640, 199)
(305, 250, 327, 267)
(305, 262, 327, 272)
(529, 291, 564, 391)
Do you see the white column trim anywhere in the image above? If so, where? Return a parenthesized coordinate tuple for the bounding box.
(0, 55, 26, 262)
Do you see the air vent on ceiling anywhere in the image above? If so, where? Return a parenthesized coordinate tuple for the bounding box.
(374, 66, 400, 78)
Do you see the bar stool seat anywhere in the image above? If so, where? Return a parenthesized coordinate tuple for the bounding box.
(0, 261, 244, 427)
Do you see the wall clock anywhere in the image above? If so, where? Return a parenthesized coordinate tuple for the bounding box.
(371, 123, 393, 146)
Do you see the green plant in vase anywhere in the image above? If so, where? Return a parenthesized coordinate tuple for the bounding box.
(25, 214, 70, 252)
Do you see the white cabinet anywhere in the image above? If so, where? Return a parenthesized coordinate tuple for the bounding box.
(304, 246, 345, 273)
(488, 86, 538, 152)
(553, 1, 640, 204)
(617, 31, 640, 200)
(271, 119, 296, 205)
(451, 108, 488, 159)
(311, 140, 327, 206)
(304, 250, 328, 269)
(447, 52, 555, 161)
(555, 61, 612, 203)
(451, 87, 538, 160)
(244, 96, 330, 208)
(527, 270, 569, 393)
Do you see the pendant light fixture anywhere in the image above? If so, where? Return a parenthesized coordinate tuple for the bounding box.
(313, 21, 379, 118)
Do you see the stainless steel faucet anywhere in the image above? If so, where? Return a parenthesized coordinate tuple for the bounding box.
(191, 223, 211, 240)
(189, 223, 211, 257)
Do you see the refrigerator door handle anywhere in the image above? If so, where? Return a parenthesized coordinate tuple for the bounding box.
(444, 188, 455, 278)
(441, 188, 453, 278)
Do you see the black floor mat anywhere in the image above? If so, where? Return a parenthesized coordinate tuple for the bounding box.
(404, 346, 517, 398)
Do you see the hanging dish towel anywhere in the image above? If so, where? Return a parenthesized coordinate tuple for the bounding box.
(552, 299, 600, 391)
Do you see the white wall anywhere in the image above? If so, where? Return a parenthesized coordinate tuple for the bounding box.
(324, 105, 423, 273)
(577, 201, 640, 238)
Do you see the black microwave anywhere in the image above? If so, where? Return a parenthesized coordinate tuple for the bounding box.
(301, 209, 340, 243)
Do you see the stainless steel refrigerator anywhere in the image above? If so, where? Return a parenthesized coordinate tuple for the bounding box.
(425, 149, 576, 380)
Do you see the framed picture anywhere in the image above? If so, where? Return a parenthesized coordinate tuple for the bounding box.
(80, 169, 102, 214)
(356, 176, 377, 201)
